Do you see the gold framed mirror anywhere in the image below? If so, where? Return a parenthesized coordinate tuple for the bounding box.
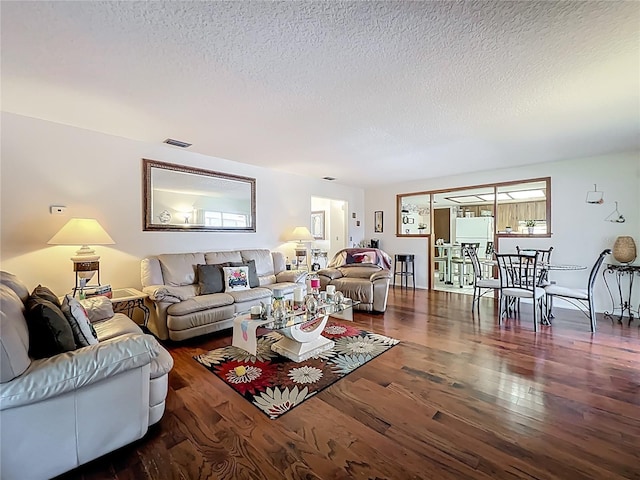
(143, 159, 256, 232)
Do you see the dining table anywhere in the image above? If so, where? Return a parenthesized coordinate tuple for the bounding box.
(482, 259, 587, 323)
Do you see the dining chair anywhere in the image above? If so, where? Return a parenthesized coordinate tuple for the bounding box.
(542, 249, 611, 332)
(464, 245, 500, 313)
(434, 246, 448, 282)
(516, 246, 554, 284)
(495, 252, 546, 332)
(451, 242, 480, 287)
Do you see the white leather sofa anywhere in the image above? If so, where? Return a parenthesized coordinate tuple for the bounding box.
(141, 249, 307, 341)
(0, 272, 173, 480)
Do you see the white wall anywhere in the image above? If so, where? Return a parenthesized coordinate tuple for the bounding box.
(0, 113, 365, 295)
(365, 151, 640, 313)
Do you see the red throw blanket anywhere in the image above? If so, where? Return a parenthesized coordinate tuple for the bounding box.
(327, 248, 392, 269)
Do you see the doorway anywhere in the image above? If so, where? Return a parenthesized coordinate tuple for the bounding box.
(311, 197, 348, 267)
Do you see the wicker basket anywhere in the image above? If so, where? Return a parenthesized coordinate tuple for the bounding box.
(612, 236, 637, 264)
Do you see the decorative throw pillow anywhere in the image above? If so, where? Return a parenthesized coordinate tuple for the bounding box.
(25, 296, 76, 359)
(197, 263, 229, 295)
(230, 260, 259, 288)
(78, 296, 114, 323)
(31, 284, 62, 308)
(222, 266, 250, 292)
(61, 294, 99, 347)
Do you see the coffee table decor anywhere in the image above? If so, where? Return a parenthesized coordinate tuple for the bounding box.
(194, 322, 399, 419)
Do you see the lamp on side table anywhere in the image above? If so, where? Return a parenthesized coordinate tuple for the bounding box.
(48, 218, 115, 297)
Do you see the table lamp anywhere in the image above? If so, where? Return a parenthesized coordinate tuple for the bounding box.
(48, 218, 115, 295)
(285, 226, 314, 269)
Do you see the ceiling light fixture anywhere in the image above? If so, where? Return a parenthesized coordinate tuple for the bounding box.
(163, 138, 192, 148)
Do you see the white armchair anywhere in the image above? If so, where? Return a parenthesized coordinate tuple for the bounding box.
(0, 272, 173, 480)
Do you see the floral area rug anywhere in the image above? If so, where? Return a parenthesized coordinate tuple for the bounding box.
(193, 322, 399, 419)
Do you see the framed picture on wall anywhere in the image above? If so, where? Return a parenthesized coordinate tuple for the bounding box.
(374, 211, 383, 233)
(311, 211, 325, 239)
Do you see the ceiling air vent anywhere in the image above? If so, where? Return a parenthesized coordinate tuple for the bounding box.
(323, 176, 336, 181)
(163, 138, 192, 148)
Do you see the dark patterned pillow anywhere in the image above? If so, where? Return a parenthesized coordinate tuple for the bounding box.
(25, 296, 76, 359)
(31, 284, 62, 308)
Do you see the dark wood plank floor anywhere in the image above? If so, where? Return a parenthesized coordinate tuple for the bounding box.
(58, 288, 640, 480)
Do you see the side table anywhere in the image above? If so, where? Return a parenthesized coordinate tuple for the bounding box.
(602, 263, 640, 325)
(110, 288, 150, 328)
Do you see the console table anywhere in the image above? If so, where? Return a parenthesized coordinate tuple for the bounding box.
(602, 264, 640, 324)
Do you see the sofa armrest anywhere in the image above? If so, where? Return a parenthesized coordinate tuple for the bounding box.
(275, 270, 307, 284)
(370, 270, 392, 282)
(0, 334, 159, 411)
(142, 285, 196, 303)
(317, 268, 343, 281)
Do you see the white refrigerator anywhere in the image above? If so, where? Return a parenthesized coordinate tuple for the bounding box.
(454, 217, 494, 255)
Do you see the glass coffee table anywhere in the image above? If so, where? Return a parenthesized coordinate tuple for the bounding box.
(232, 299, 358, 362)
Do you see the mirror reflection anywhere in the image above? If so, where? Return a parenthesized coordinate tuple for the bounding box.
(397, 193, 430, 236)
(143, 159, 256, 232)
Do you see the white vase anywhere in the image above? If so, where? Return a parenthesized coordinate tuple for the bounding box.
(527, 227, 534, 235)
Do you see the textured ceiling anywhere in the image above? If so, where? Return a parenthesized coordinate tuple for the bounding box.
(2, 1, 638, 187)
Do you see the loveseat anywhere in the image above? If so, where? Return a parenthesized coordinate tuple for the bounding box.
(0, 271, 173, 480)
(141, 249, 307, 341)
(316, 248, 392, 313)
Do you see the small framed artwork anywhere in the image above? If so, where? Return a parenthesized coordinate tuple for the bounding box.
(310, 211, 325, 240)
(374, 211, 383, 233)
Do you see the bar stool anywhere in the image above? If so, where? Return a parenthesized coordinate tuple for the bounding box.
(393, 254, 415, 289)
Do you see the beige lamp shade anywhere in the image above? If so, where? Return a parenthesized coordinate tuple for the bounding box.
(285, 226, 314, 243)
(48, 218, 115, 260)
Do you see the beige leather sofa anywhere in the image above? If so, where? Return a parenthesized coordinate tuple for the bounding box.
(0, 272, 173, 480)
(141, 249, 307, 341)
(315, 249, 393, 313)
(317, 265, 392, 312)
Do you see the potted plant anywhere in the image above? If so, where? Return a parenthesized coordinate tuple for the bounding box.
(505, 226, 512, 233)
(525, 220, 536, 234)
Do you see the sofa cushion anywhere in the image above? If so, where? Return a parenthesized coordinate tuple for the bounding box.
(0, 285, 30, 383)
(166, 293, 234, 317)
(61, 295, 99, 347)
(197, 263, 228, 294)
(338, 265, 382, 278)
(226, 287, 272, 304)
(205, 251, 242, 265)
(93, 313, 142, 341)
(230, 260, 259, 288)
(240, 249, 274, 277)
(25, 296, 76, 359)
(31, 285, 62, 308)
(222, 266, 250, 292)
(158, 253, 205, 286)
(0, 271, 30, 302)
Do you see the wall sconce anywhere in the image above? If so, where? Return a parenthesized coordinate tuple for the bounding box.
(48, 218, 115, 296)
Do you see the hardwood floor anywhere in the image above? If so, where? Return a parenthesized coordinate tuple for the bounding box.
(59, 288, 640, 480)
